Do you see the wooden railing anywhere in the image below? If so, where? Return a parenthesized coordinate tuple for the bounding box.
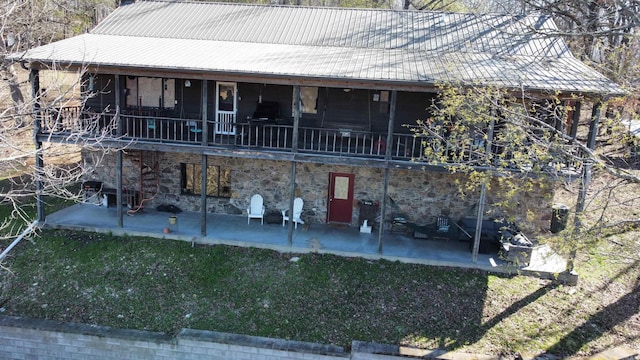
(38, 108, 584, 173)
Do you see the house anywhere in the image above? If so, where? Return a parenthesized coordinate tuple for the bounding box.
(14, 0, 624, 259)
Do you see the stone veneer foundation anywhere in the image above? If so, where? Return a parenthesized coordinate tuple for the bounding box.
(82, 149, 554, 233)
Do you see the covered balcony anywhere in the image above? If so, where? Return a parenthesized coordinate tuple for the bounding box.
(39, 104, 585, 174)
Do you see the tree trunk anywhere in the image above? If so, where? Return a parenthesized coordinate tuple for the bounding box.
(4, 64, 26, 127)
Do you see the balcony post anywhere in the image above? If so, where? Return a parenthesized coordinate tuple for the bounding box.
(115, 75, 122, 136)
(292, 85, 300, 153)
(201, 80, 208, 146)
(384, 90, 396, 161)
(569, 101, 581, 141)
(586, 101, 601, 150)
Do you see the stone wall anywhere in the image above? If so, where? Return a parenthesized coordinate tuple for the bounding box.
(82, 149, 553, 232)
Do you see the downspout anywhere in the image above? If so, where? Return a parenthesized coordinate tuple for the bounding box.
(287, 85, 301, 246)
(471, 184, 487, 263)
(378, 90, 397, 254)
(471, 117, 494, 263)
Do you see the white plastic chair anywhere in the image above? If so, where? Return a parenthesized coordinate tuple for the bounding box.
(437, 216, 450, 233)
(282, 197, 304, 229)
(247, 194, 265, 225)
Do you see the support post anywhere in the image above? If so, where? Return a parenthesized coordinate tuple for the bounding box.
(471, 182, 487, 263)
(116, 150, 123, 227)
(287, 85, 301, 246)
(567, 101, 601, 273)
(30, 69, 45, 223)
(34, 144, 45, 222)
(201, 154, 208, 236)
(567, 162, 590, 272)
(377, 90, 397, 253)
(379, 168, 390, 254)
(114, 75, 123, 227)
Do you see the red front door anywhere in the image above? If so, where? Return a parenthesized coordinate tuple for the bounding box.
(327, 172, 354, 224)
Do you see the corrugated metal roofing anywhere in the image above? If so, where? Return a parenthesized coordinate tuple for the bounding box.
(16, 0, 624, 95)
(92, 1, 567, 56)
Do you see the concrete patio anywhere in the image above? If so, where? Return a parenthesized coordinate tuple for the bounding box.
(42, 203, 569, 279)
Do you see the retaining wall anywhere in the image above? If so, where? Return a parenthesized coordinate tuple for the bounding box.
(0, 316, 497, 360)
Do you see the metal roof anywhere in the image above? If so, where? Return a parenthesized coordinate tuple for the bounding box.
(15, 0, 625, 96)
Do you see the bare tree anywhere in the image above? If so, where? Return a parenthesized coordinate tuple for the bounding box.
(394, 0, 639, 272)
(1, 0, 119, 244)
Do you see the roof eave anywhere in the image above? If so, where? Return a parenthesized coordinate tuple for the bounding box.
(18, 58, 625, 98)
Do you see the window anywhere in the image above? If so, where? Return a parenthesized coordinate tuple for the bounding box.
(294, 86, 318, 115)
(124, 76, 175, 109)
(373, 90, 389, 114)
(181, 163, 231, 197)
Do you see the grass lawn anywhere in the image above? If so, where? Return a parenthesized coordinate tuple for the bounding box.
(0, 178, 639, 358)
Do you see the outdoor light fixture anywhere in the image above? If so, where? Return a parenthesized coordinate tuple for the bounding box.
(184, 80, 191, 87)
